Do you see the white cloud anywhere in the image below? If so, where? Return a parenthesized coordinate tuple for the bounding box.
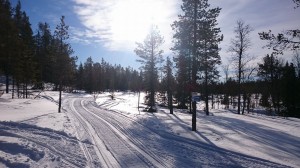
(70, 0, 299, 68)
(71, 0, 179, 52)
(212, 0, 300, 65)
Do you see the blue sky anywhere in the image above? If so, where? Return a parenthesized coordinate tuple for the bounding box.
(11, 0, 300, 71)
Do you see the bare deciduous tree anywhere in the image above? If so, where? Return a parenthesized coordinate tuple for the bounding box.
(228, 19, 254, 114)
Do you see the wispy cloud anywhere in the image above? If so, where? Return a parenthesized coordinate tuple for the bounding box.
(71, 0, 179, 52)
(70, 0, 299, 66)
(212, 0, 300, 65)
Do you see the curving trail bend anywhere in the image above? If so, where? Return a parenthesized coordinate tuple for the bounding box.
(64, 97, 289, 168)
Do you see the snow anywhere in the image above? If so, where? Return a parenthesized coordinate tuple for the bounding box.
(0, 91, 299, 167)
(0, 92, 82, 167)
(94, 92, 300, 168)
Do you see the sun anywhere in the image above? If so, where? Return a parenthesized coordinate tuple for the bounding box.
(110, 0, 171, 46)
(73, 0, 177, 51)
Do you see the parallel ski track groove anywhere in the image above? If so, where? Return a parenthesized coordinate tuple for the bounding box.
(67, 98, 116, 168)
(75, 98, 155, 168)
(84, 100, 170, 168)
(87, 100, 257, 167)
(64, 97, 288, 168)
(66, 98, 100, 168)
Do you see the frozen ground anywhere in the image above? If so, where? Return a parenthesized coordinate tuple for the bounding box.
(0, 91, 299, 167)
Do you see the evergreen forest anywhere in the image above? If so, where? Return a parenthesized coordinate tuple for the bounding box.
(1, 0, 300, 117)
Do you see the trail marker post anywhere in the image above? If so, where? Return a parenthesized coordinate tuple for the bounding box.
(192, 101, 196, 131)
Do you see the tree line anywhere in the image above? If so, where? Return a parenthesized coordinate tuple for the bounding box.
(134, 0, 300, 117)
(0, 0, 143, 95)
(1, 0, 299, 117)
(0, 0, 76, 98)
(76, 57, 142, 93)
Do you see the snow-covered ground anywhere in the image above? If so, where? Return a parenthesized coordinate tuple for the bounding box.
(0, 91, 299, 167)
(95, 92, 300, 168)
(0, 91, 85, 167)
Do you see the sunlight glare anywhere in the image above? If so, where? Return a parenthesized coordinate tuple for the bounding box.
(110, 0, 169, 45)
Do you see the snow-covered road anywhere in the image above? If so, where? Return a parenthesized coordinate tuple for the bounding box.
(64, 97, 289, 168)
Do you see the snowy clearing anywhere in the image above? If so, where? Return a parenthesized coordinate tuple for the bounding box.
(0, 91, 299, 167)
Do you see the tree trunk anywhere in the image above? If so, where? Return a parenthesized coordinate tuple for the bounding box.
(17, 82, 20, 98)
(138, 91, 140, 112)
(5, 73, 9, 93)
(58, 83, 62, 113)
(247, 94, 251, 113)
(192, 101, 196, 131)
(242, 93, 246, 114)
(189, 94, 192, 113)
(12, 78, 14, 99)
(23, 83, 25, 99)
(211, 94, 214, 109)
(205, 71, 209, 115)
(25, 82, 28, 99)
(238, 85, 241, 114)
(169, 91, 173, 114)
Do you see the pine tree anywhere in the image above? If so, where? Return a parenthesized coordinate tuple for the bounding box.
(258, 54, 283, 114)
(281, 63, 297, 117)
(163, 56, 175, 113)
(35, 22, 54, 85)
(135, 26, 164, 112)
(172, 0, 222, 115)
(198, 4, 223, 115)
(83, 57, 94, 93)
(20, 11, 36, 98)
(0, 0, 17, 93)
(54, 16, 74, 112)
(11, 0, 36, 98)
(76, 62, 84, 90)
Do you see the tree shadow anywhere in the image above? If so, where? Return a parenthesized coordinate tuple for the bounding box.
(88, 103, 291, 168)
(204, 114, 300, 161)
(124, 116, 291, 168)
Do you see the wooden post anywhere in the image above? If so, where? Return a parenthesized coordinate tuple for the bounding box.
(192, 101, 196, 131)
(138, 91, 140, 115)
(58, 83, 62, 113)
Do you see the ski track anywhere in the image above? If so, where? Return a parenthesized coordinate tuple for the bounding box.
(65, 98, 114, 168)
(0, 94, 294, 168)
(65, 97, 290, 168)
(67, 98, 158, 168)
(0, 121, 87, 168)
